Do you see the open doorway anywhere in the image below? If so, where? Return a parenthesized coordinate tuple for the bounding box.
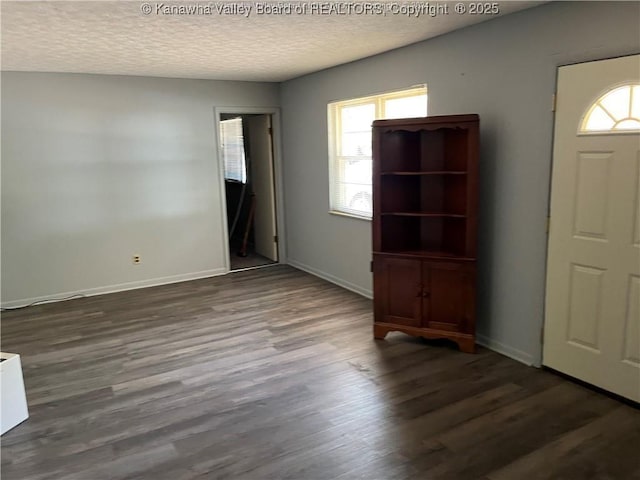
(219, 113, 279, 271)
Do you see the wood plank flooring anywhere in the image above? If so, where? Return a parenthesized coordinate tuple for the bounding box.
(1, 265, 638, 480)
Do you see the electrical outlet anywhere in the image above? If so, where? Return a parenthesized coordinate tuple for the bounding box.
(133, 255, 141, 264)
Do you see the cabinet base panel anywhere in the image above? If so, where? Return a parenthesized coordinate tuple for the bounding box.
(373, 322, 475, 353)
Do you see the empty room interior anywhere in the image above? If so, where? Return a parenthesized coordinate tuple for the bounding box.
(1, 1, 640, 479)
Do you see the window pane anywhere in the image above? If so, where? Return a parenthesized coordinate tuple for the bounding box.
(384, 94, 427, 119)
(341, 132, 372, 156)
(600, 86, 631, 120)
(341, 103, 375, 132)
(584, 105, 615, 131)
(220, 118, 246, 183)
(343, 158, 372, 185)
(615, 119, 640, 130)
(631, 86, 640, 119)
(341, 183, 372, 215)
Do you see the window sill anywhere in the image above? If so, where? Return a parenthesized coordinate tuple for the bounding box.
(329, 210, 372, 222)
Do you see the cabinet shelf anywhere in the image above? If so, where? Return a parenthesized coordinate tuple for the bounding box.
(378, 174, 468, 218)
(379, 212, 468, 258)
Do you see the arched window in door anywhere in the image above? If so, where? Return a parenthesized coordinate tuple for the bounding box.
(580, 84, 640, 133)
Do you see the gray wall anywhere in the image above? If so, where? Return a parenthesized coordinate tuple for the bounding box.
(280, 2, 640, 365)
(1, 73, 278, 305)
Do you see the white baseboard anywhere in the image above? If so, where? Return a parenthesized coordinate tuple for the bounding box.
(1, 268, 227, 309)
(286, 260, 538, 366)
(286, 259, 373, 299)
(4, 261, 538, 368)
(476, 333, 536, 366)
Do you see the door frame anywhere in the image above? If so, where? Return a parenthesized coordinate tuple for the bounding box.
(213, 106, 286, 273)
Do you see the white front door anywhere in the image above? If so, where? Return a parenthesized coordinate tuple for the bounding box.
(544, 55, 640, 402)
(247, 115, 278, 262)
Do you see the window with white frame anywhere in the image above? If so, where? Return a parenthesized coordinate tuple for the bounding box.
(328, 86, 427, 219)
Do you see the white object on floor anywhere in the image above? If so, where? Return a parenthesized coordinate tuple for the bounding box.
(0, 352, 29, 435)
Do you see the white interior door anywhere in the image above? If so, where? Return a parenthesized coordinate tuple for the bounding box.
(544, 55, 640, 402)
(247, 115, 278, 261)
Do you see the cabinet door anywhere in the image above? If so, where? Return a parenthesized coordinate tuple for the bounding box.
(422, 262, 475, 333)
(373, 257, 422, 327)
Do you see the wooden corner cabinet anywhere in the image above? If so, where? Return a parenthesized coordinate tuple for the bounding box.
(372, 114, 479, 353)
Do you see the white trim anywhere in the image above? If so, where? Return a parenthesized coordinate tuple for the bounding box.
(213, 109, 232, 274)
(328, 84, 428, 107)
(577, 130, 640, 137)
(328, 210, 372, 221)
(287, 259, 373, 299)
(0, 268, 226, 309)
(213, 106, 287, 272)
(476, 333, 537, 367)
(230, 263, 279, 274)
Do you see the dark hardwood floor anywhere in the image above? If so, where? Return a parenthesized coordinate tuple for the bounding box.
(1, 265, 638, 480)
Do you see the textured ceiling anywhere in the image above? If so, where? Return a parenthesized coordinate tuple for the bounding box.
(1, 1, 542, 82)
